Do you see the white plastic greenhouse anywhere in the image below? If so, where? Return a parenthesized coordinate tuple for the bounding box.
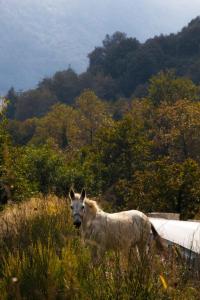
(150, 218, 200, 256)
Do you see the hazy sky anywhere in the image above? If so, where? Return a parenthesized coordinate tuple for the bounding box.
(1, 0, 200, 42)
(0, 0, 200, 93)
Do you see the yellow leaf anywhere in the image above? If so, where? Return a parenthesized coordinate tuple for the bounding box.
(160, 274, 168, 290)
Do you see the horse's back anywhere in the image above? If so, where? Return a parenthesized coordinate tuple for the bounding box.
(104, 209, 149, 223)
(97, 209, 151, 236)
(92, 209, 150, 251)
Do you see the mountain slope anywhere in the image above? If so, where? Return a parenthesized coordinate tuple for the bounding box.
(0, 0, 200, 94)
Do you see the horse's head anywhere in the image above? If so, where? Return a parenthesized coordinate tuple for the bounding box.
(69, 188, 86, 229)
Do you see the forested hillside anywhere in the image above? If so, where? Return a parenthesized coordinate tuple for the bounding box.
(5, 17, 200, 120)
(0, 17, 200, 220)
(1, 0, 199, 94)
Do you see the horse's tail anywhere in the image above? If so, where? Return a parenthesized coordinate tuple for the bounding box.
(151, 223, 165, 252)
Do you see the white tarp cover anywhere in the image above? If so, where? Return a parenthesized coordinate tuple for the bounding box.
(149, 218, 200, 254)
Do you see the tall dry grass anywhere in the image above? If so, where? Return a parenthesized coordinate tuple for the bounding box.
(0, 196, 199, 299)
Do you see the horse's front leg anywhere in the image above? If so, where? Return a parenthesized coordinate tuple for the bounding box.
(84, 238, 103, 264)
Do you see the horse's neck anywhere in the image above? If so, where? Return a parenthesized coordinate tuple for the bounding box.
(82, 205, 102, 231)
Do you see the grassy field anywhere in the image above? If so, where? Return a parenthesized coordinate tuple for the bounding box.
(0, 196, 199, 300)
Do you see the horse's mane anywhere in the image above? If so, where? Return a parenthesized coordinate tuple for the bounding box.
(85, 198, 101, 214)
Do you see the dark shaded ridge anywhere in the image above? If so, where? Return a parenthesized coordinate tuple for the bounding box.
(5, 16, 200, 120)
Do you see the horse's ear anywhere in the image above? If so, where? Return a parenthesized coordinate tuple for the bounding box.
(80, 189, 86, 201)
(69, 188, 75, 200)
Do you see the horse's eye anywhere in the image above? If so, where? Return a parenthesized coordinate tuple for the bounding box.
(70, 205, 73, 210)
(81, 205, 85, 210)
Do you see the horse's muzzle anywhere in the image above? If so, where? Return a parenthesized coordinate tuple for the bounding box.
(73, 220, 81, 229)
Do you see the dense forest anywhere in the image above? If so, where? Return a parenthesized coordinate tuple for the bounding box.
(1, 17, 200, 220)
(1, 71, 200, 220)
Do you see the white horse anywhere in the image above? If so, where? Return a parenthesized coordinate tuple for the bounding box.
(69, 189, 164, 256)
